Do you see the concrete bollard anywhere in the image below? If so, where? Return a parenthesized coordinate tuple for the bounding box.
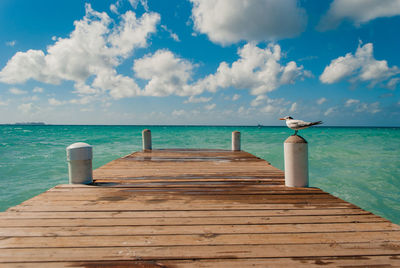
(284, 135, 308, 187)
(142, 129, 152, 150)
(232, 131, 241, 151)
(66, 142, 93, 184)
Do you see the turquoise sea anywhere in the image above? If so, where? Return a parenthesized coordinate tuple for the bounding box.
(0, 125, 399, 223)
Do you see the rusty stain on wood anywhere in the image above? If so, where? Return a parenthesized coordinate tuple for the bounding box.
(0, 149, 399, 267)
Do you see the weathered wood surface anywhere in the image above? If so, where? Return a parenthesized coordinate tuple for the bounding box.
(1, 149, 399, 267)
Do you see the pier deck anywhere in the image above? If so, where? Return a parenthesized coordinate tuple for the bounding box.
(1, 149, 400, 267)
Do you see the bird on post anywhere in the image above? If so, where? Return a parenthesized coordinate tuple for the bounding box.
(279, 116, 322, 135)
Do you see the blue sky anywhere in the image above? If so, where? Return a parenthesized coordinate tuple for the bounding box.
(1, 0, 400, 126)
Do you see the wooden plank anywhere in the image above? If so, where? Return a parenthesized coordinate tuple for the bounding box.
(2, 231, 400, 249)
(1, 222, 399, 237)
(1, 148, 399, 266)
(0, 208, 373, 219)
(4, 257, 400, 268)
(1, 243, 400, 262)
(23, 194, 342, 202)
(9, 203, 357, 212)
(0, 215, 386, 227)
(2, 254, 400, 267)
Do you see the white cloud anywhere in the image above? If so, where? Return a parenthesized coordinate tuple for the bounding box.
(190, 0, 307, 45)
(161, 25, 180, 42)
(250, 95, 291, 114)
(205, 103, 216, 110)
(232, 94, 240, 101)
(110, 4, 119, 14)
(387, 77, 400, 90)
(9, 87, 27, 95)
(324, 107, 336, 116)
(318, 0, 400, 31)
(18, 103, 34, 113)
(320, 43, 400, 87)
(345, 98, 360, 107)
(356, 102, 381, 114)
(184, 95, 212, 103)
(48, 98, 65, 106)
(129, 0, 149, 11)
(0, 4, 160, 100)
(317, 97, 327, 105)
(33, 87, 44, 93)
(6, 41, 16, 47)
(172, 109, 185, 116)
(134, 49, 196, 96)
(289, 102, 297, 113)
(29, 95, 39, 101)
(260, 98, 288, 114)
(70, 96, 94, 105)
(0, 98, 8, 106)
(196, 43, 309, 96)
(345, 99, 380, 114)
(251, 95, 267, 107)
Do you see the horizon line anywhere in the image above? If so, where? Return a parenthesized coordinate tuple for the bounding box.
(1, 123, 399, 128)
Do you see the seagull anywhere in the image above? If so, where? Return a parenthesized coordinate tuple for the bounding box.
(279, 116, 322, 135)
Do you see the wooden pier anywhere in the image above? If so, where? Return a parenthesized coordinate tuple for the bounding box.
(1, 149, 400, 267)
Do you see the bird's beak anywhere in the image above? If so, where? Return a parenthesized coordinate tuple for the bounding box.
(279, 118, 285, 120)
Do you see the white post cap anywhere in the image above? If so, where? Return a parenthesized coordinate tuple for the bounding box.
(66, 142, 93, 161)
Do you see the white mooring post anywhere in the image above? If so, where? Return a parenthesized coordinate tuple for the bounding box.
(232, 131, 241, 151)
(142, 129, 152, 151)
(66, 142, 93, 184)
(284, 135, 308, 187)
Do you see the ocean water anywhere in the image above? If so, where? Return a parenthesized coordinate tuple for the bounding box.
(0, 125, 399, 224)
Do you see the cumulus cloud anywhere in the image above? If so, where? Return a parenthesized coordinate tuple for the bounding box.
(134, 49, 196, 96)
(0, 4, 160, 99)
(172, 109, 185, 116)
(317, 97, 327, 105)
(387, 77, 400, 90)
(0, 98, 8, 106)
(320, 43, 400, 88)
(356, 102, 381, 114)
(161, 25, 180, 42)
(205, 103, 216, 110)
(129, 0, 149, 11)
(110, 4, 119, 14)
(0, 3, 310, 104)
(184, 95, 212, 103)
(18, 103, 34, 113)
(27, 95, 39, 101)
(6, 41, 16, 47)
(70, 96, 94, 105)
(33, 87, 44, 93)
(196, 43, 310, 96)
(190, 0, 307, 45)
(48, 98, 65, 106)
(232, 94, 240, 101)
(318, 0, 400, 31)
(260, 97, 289, 114)
(345, 98, 360, 107)
(9, 87, 27, 95)
(251, 95, 268, 107)
(249, 95, 291, 114)
(324, 107, 337, 116)
(345, 99, 380, 114)
(289, 102, 298, 113)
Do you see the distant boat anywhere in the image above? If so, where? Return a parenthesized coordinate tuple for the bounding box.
(257, 124, 263, 128)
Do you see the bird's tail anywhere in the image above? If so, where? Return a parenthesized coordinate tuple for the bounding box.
(310, 121, 323, 126)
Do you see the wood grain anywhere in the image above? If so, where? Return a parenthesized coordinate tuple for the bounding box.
(1, 148, 399, 267)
